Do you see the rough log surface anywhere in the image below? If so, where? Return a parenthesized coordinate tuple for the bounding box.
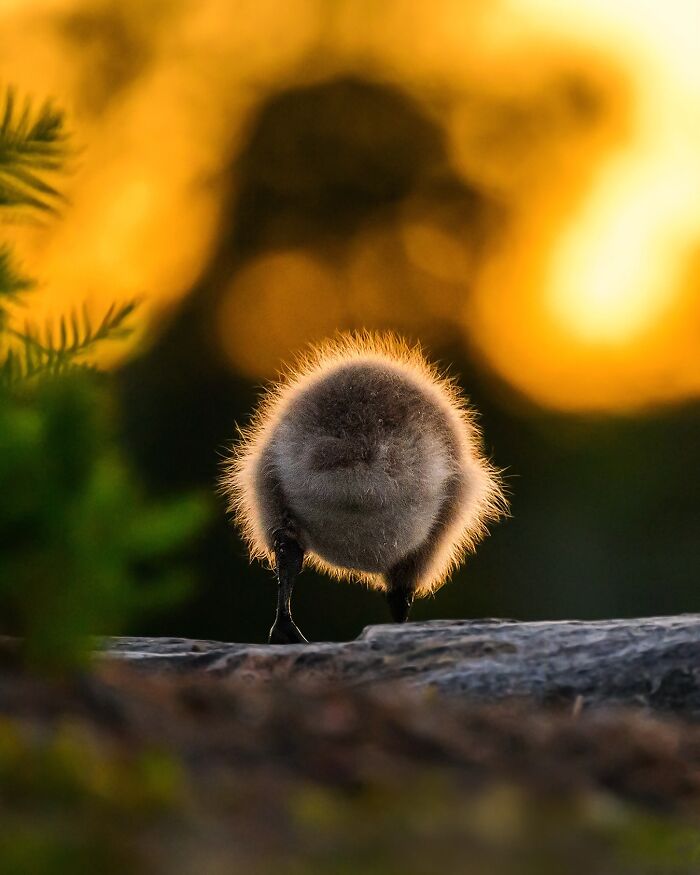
(106, 615, 700, 715)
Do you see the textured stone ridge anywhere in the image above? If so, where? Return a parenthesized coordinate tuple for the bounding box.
(105, 615, 700, 715)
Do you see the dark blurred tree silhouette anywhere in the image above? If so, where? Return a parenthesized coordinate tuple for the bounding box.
(118, 76, 494, 641)
(119, 73, 700, 644)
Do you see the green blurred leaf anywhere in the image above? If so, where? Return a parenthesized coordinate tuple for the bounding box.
(0, 372, 210, 670)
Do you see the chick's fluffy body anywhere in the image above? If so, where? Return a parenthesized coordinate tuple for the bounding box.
(222, 334, 505, 596)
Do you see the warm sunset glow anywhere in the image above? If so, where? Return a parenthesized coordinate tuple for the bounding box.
(1, 0, 698, 411)
(218, 250, 344, 379)
(0, 0, 318, 363)
(547, 153, 700, 346)
(463, 0, 700, 409)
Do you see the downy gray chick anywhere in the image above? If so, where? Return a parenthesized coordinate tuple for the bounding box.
(221, 333, 506, 644)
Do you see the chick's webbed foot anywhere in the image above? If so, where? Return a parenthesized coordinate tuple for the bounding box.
(270, 529, 308, 645)
(269, 617, 308, 645)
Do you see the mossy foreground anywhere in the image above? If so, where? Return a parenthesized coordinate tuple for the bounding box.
(1, 665, 700, 874)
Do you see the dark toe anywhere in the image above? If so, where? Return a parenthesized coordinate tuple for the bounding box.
(268, 619, 309, 645)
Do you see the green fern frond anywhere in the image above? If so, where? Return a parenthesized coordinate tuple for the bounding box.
(0, 332, 43, 387)
(0, 246, 33, 297)
(1, 300, 137, 388)
(0, 347, 19, 385)
(0, 88, 68, 212)
(0, 246, 34, 329)
(13, 300, 138, 357)
(0, 88, 136, 393)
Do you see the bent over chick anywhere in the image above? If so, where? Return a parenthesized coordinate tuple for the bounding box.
(221, 333, 506, 644)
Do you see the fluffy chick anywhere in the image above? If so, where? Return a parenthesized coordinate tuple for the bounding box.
(221, 333, 506, 643)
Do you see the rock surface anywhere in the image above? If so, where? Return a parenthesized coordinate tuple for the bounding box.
(106, 615, 700, 715)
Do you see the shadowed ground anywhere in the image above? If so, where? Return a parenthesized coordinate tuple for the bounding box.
(107, 615, 700, 716)
(3, 617, 700, 873)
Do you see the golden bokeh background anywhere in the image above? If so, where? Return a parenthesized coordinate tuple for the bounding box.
(2, 0, 699, 412)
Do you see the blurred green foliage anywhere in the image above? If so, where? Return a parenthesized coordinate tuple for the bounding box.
(286, 779, 700, 875)
(0, 89, 209, 669)
(0, 716, 182, 875)
(0, 376, 209, 668)
(1, 707, 698, 875)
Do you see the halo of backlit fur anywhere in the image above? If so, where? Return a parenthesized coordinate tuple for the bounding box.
(220, 332, 507, 596)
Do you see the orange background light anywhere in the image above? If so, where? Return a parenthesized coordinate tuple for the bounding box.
(1, 0, 698, 412)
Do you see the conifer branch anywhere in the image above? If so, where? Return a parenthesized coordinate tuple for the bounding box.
(1, 300, 138, 387)
(0, 88, 140, 392)
(0, 88, 68, 212)
(0, 246, 33, 328)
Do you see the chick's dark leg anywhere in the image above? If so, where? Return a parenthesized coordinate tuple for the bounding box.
(269, 531, 308, 644)
(384, 552, 421, 624)
(386, 585, 415, 623)
(384, 476, 463, 624)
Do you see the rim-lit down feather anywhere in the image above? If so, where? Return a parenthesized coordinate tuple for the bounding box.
(220, 332, 507, 597)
